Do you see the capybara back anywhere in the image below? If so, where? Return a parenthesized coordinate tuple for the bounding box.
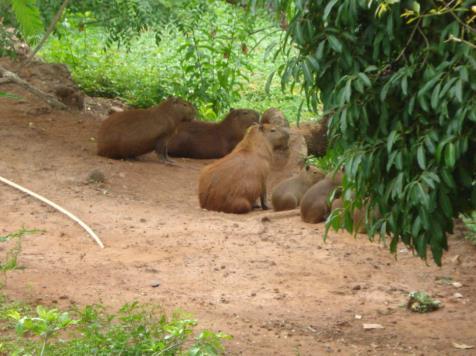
(168, 109, 259, 159)
(272, 165, 325, 211)
(97, 97, 196, 159)
(300, 171, 343, 223)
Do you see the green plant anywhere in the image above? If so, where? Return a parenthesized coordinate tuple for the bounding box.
(0, 228, 41, 285)
(2, 0, 44, 42)
(461, 211, 476, 244)
(0, 299, 230, 355)
(256, 0, 476, 265)
(10, 306, 78, 356)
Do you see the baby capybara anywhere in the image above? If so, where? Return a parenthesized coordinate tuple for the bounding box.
(167, 109, 260, 159)
(97, 97, 196, 162)
(300, 171, 344, 223)
(271, 165, 326, 211)
(262, 107, 290, 128)
(331, 198, 379, 233)
(198, 123, 290, 214)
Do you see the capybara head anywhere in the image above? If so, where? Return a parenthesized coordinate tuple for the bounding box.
(224, 108, 260, 133)
(302, 165, 326, 185)
(262, 107, 290, 128)
(260, 123, 290, 150)
(160, 96, 197, 123)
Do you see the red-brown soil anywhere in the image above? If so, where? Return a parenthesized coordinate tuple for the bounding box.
(1, 60, 476, 355)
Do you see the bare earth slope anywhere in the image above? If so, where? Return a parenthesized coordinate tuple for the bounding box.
(1, 69, 476, 355)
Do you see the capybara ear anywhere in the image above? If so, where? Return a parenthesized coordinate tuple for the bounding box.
(305, 165, 310, 171)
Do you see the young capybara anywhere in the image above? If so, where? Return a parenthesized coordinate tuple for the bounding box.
(271, 165, 326, 211)
(167, 109, 260, 159)
(331, 198, 379, 233)
(198, 123, 290, 214)
(300, 171, 344, 223)
(97, 97, 196, 162)
(262, 107, 290, 128)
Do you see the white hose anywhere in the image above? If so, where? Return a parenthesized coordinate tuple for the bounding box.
(0, 175, 104, 248)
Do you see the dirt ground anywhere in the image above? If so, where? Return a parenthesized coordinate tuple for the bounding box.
(1, 60, 476, 355)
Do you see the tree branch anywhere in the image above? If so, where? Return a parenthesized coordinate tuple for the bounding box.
(0, 65, 67, 110)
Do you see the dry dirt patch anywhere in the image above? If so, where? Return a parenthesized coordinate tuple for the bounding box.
(1, 62, 476, 355)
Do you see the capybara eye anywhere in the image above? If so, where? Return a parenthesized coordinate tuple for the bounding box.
(271, 128, 276, 132)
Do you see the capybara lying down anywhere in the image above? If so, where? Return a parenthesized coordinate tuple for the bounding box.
(167, 109, 260, 159)
(198, 123, 290, 214)
(271, 165, 325, 211)
(97, 97, 196, 162)
(262, 107, 290, 128)
(300, 171, 344, 223)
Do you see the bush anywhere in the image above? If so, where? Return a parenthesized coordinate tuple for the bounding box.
(258, 0, 476, 264)
(1, 298, 230, 355)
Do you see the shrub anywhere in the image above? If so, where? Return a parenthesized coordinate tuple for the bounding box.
(257, 0, 476, 264)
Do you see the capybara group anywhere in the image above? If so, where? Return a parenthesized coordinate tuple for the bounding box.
(167, 109, 259, 159)
(97, 96, 196, 161)
(300, 171, 344, 223)
(198, 123, 290, 214)
(271, 165, 325, 211)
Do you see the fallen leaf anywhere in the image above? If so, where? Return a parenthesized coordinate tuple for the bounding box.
(363, 323, 384, 330)
(452, 342, 474, 350)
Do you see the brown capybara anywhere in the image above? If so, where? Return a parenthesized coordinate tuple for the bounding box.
(167, 108, 259, 159)
(198, 123, 290, 214)
(97, 97, 196, 162)
(300, 171, 344, 223)
(331, 198, 380, 233)
(262, 108, 290, 128)
(271, 165, 326, 211)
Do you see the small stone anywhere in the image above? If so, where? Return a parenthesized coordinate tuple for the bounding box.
(352, 284, 362, 291)
(453, 293, 463, 299)
(355, 314, 362, 320)
(151, 281, 161, 288)
(452, 282, 463, 288)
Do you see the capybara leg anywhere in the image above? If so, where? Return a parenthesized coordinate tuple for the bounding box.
(155, 139, 176, 165)
(260, 186, 269, 210)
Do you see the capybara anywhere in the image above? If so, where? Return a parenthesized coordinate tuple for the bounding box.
(271, 165, 325, 211)
(331, 198, 379, 233)
(198, 123, 290, 214)
(97, 97, 196, 162)
(167, 108, 259, 159)
(300, 171, 344, 223)
(297, 115, 329, 157)
(262, 107, 290, 128)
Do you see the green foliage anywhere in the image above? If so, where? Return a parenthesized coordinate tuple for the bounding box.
(0, 22, 17, 57)
(8, 0, 44, 42)
(259, 0, 476, 265)
(0, 299, 230, 355)
(461, 211, 476, 244)
(0, 228, 41, 285)
(37, 0, 311, 118)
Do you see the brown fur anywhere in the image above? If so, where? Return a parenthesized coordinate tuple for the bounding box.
(168, 109, 259, 159)
(97, 97, 196, 159)
(300, 171, 343, 223)
(198, 124, 290, 214)
(296, 115, 329, 157)
(262, 108, 290, 128)
(331, 198, 380, 233)
(271, 166, 325, 211)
